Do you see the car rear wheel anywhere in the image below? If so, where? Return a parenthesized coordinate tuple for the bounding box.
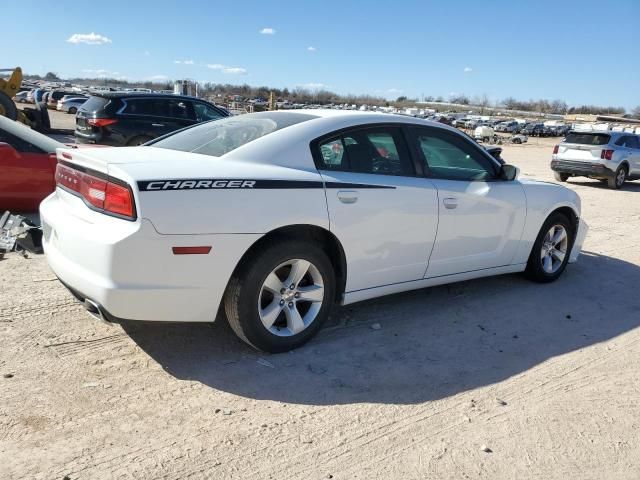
(607, 165, 627, 189)
(224, 240, 335, 352)
(553, 172, 569, 182)
(525, 212, 574, 283)
(68, 107, 77, 114)
(126, 135, 153, 146)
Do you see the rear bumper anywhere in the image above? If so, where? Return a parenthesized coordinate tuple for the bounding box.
(551, 160, 615, 179)
(40, 190, 261, 323)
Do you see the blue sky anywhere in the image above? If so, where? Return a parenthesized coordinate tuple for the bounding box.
(6, 0, 639, 109)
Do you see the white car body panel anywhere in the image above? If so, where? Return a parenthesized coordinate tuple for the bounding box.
(40, 110, 586, 323)
(425, 179, 527, 278)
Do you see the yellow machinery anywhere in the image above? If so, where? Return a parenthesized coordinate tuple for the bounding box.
(0, 67, 22, 120)
(0, 67, 50, 131)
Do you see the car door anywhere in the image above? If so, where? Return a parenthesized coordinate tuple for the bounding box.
(313, 125, 439, 292)
(406, 126, 526, 278)
(0, 129, 56, 211)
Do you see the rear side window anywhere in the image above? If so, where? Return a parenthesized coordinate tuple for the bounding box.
(316, 127, 414, 176)
(615, 136, 639, 149)
(80, 96, 110, 113)
(194, 102, 225, 122)
(152, 112, 317, 157)
(564, 132, 611, 145)
(121, 98, 195, 120)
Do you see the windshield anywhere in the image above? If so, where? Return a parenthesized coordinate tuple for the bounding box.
(152, 112, 318, 157)
(564, 132, 611, 145)
(0, 115, 63, 153)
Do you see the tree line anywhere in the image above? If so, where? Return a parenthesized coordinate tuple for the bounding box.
(26, 73, 637, 118)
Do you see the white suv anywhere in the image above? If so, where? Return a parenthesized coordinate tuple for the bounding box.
(551, 131, 640, 189)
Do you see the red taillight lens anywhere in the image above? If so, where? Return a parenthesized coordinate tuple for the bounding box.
(552, 145, 559, 154)
(55, 163, 135, 219)
(600, 149, 614, 161)
(87, 118, 118, 127)
(104, 182, 135, 217)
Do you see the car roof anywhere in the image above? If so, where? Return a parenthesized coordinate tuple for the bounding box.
(91, 92, 206, 101)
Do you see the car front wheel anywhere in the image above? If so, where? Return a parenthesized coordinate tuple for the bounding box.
(224, 240, 335, 352)
(525, 213, 574, 283)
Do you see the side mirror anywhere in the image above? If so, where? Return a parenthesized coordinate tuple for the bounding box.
(500, 164, 519, 181)
(0, 142, 21, 161)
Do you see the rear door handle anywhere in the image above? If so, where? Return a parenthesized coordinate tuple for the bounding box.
(337, 190, 358, 204)
(152, 123, 165, 127)
(443, 197, 458, 209)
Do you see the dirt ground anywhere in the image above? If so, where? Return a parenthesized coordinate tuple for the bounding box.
(1, 123, 640, 479)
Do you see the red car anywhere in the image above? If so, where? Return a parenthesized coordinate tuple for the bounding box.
(0, 116, 61, 212)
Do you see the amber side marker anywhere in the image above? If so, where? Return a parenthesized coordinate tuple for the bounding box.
(172, 246, 212, 255)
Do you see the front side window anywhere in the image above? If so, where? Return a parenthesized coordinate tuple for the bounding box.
(0, 128, 43, 153)
(316, 127, 413, 176)
(409, 127, 496, 181)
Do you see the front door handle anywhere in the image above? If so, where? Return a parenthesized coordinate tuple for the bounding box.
(152, 123, 165, 127)
(443, 197, 458, 209)
(337, 190, 358, 204)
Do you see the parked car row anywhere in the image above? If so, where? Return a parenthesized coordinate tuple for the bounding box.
(74, 92, 229, 146)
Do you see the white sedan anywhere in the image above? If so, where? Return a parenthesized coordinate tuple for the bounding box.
(41, 110, 587, 352)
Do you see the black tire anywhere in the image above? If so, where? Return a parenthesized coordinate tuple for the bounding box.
(525, 212, 575, 283)
(0, 91, 18, 120)
(607, 165, 627, 189)
(513, 138, 522, 144)
(68, 107, 77, 114)
(553, 171, 569, 182)
(126, 135, 153, 146)
(224, 240, 335, 353)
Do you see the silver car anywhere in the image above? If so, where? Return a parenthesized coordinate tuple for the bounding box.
(551, 131, 640, 189)
(56, 96, 88, 114)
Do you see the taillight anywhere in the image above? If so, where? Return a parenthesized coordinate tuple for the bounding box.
(55, 163, 135, 219)
(600, 149, 614, 161)
(87, 118, 118, 127)
(552, 145, 559, 154)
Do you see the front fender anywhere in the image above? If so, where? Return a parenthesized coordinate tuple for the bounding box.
(512, 180, 582, 264)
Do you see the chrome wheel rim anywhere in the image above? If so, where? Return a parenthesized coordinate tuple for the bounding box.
(258, 259, 325, 337)
(616, 169, 626, 187)
(540, 225, 568, 274)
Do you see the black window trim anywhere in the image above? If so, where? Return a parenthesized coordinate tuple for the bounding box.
(406, 124, 502, 182)
(310, 122, 503, 181)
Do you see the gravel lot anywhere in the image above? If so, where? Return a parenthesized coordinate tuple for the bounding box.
(1, 123, 639, 479)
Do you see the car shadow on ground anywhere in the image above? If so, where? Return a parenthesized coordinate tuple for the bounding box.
(121, 251, 640, 405)
(567, 179, 640, 191)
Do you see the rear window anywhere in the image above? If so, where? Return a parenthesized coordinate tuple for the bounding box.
(151, 112, 317, 157)
(80, 96, 110, 113)
(564, 132, 611, 145)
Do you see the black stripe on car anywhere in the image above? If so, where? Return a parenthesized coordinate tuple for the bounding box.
(137, 179, 396, 191)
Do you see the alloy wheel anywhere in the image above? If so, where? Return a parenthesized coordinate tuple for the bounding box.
(257, 259, 325, 337)
(540, 224, 568, 274)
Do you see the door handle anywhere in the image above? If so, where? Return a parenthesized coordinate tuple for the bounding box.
(151, 123, 165, 127)
(443, 197, 458, 209)
(337, 190, 358, 204)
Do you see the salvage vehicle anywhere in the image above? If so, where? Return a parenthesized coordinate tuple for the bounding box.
(75, 93, 229, 146)
(41, 111, 587, 352)
(551, 131, 640, 189)
(0, 115, 60, 211)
